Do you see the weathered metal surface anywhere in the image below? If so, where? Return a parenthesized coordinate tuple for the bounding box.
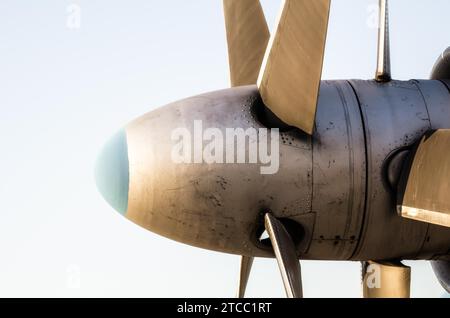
(98, 80, 450, 261)
(413, 80, 450, 129)
(441, 79, 450, 92)
(125, 85, 313, 257)
(349, 80, 434, 261)
(308, 81, 366, 260)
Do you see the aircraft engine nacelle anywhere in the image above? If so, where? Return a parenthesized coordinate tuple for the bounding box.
(95, 81, 450, 261)
(431, 261, 450, 293)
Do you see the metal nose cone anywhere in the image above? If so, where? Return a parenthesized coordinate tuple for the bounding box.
(95, 129, 129, 215)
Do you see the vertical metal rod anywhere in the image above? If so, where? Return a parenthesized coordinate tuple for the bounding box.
(375, 0, 391, 82)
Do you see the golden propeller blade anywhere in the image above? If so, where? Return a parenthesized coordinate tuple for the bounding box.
(265, 213, 303, 298)
(236, 256, 254, 298)
(397, 130, 450, 228)
(223, 0, 270, 87)
(362, 261, 411, 298)
(257, 0, 331, 134)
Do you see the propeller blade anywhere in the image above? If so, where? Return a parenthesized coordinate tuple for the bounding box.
(397, 130, 450, 228)
(237, 256, 254, 298)
(362, 261, 411, 298)
(257, 0, 331, 134)
(375, 0, 391, 82)
(223, 0, 270, 87)
(264, 213, 303, 298)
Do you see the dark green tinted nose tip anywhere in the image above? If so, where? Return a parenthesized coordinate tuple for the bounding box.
(95, 129, 129, 215)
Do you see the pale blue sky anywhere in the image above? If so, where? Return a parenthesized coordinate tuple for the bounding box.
(0, 0, 449, 297)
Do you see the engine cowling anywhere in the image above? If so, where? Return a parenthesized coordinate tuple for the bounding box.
(431, 261, 450, 293)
